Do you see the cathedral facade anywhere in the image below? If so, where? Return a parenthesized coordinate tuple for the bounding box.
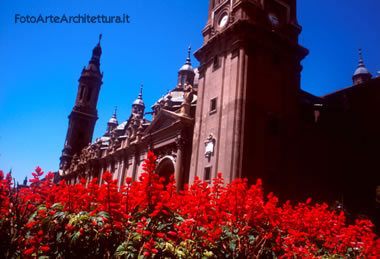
(59, 0, 379, 222)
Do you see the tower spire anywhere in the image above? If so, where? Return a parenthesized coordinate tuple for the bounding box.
(178, 45, 195, 87)
(357, 48, 367, 68)
(352, 48, 372, 85)
(87, 34, 102, 72)
(105, 105, 118, 136)
(138, 83, 143, 100)
(132, 84, 145, 116)
(185, 45, 192, 65)
(113, 105, 117, 119)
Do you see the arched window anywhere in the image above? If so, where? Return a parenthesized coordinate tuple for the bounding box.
(155, 157, 175, 187)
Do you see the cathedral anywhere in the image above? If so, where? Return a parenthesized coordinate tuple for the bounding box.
(59, 0, 379, 223)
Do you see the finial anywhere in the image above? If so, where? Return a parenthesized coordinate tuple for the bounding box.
(185, 45, 192, 65)
(352, 47, 372, 84)
(99, 34, 102, 45)
(138, 83, 143, 99)
(358, 48, 364, 67)
(113, 106, 117, 118)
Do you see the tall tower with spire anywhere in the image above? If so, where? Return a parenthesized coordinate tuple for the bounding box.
(190, 0, 308, 196)
(59, 35, 104, 175)
(352, 48, 372, 85)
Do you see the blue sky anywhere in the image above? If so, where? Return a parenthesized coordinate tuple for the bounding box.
(0, 0, 379, 183)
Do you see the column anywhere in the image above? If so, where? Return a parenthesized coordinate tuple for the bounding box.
(99, 162, 105, 186)
(117, 158, 126, 190)
(113, 157, 120, 181)
(131, 152, 138, 181)
(175, 136, 186, 191)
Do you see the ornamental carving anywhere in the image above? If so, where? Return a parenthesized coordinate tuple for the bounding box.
(204, 134, 215, 160)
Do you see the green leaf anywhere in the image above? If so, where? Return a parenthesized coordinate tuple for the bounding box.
(175, 216, 184, 222)
(56, 232, 62, 242)
(98, 211, 110, 219)
(229, 241, 236, 251)
(51, 203, 63, 211)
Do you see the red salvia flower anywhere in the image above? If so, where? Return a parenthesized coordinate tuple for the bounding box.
(0, 151, 378, 258)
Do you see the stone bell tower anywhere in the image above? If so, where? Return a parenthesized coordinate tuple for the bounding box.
(59, 35, 103, 175)
(190, 0, 308, 196)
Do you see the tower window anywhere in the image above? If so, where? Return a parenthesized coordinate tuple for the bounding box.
(210, 98, 217, 114)
(87, 88, 92, 101)
(270, 0, 290, 24)
(204, 167, 212, 182)
(79, 86, 84, 100)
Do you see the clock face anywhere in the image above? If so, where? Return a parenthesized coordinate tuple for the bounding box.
(219, 14, 229, 28)
(268, 13, 279, 26)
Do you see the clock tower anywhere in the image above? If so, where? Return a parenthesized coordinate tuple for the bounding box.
(189, 0, 308, 196)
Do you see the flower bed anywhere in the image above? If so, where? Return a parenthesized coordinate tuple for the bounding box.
(0, 151, 378, 258)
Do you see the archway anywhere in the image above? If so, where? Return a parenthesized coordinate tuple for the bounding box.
(155, 156, 175, 187)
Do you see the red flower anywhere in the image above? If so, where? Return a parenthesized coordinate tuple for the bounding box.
(0, 152, 377, 258)
(46, 172, 55, 180)
(35, 166, 43, 176)
(40, 246, 50, 252)
(143, 230, 151, 236)
(156, 232, 165, 238)
(102, 171, 112, 183)
(168, 231, 177, 236)
(24, 248, 34, 255)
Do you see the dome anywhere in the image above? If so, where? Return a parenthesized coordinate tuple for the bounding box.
(353, 66, 370, 76)
(179, 63, 194, 72)
(108, 116, 118, 125)
(108, 106, 118, 125)
(352, 49, 372, 85)
(133, 85, 145, 107)
(353, 48, 371, 77)
(133, 98, 145, 107)
(178, 46, 194, 73)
